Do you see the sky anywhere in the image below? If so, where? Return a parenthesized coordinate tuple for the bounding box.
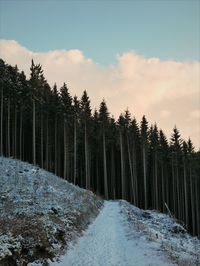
(0, 0, 200, 148)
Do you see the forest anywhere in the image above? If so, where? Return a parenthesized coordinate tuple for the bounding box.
(0, 58, 199, 236)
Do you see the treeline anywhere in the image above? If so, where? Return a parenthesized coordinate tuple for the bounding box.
(0, 59, 199, 236)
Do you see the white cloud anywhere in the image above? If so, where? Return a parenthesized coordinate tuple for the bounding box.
(189, 109, 200, 119)
(160, 110, 171, 118)
(0, 39, 199, 149)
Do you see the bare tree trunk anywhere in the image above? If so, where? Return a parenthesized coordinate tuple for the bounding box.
(63, 119, 67, 179)
(74, 118, 77, 184)
(119, 130, 125, 199)
(127, 133, 135, 203)
(195, 175, 199, 236)
(176, 156, 181, 220)
(85, 122, 89, 189)
(183, 161, 188, 229)
(19, 107, 23, 160)
(95, 154, 99, 194)
(45, 114, 49, 170)
(111, 147, 116, 199)
(132, 143, 138, 206)
(155, 152, 158, 209)
(143, 145, 147, 209)
(57, 132, 61, 176)
(189, 165, 195, 235)
(14, 106, 17, 158)
(161, 162, 165, 211)
(8, 97, 10, 157)
(0, 87, 3, 156)
(33, 100, 36, 165)
(103, 126, 108, 199)
(171, 159, 176, 215)
(41, 110, 44, 168)
(54, 115, 57, 175)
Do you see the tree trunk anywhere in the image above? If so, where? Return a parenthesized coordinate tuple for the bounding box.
(143, 144, 147, 209)
(74, 118, 77, 184)
(0, 87, 3, 156)
(183, 161, 188, 229)
(54, 115, 57, 175)
(19, 107, 23, 160)
(85, 122, 89, 189)
(171, 158, 176, 215)
(132, 142, 138, 206)
(127, 133, 134, 203)
(119, 130, 125, 199)
(103, 126, 108, 199)
(111, 147, 116, 199)
(7, 97, 10, 157)
(155, 152, 158, 209)
(33, 100, 36, 165)
(189, 164, 195, 235)
(41, 110, 44, 168)
(63, 119, 67, 179)
(45, 114, 49, 170)
(161, 162, 165, 211)
(14, 106, 17, 158)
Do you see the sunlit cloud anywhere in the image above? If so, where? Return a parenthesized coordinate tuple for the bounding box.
(0, 39, 199, 149)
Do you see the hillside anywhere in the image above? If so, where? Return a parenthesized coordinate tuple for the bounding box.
(0, 157, 102, 265)
(0, 157, 199, 266)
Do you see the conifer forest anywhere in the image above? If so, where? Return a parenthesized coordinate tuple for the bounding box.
(0, 58, 199, 236)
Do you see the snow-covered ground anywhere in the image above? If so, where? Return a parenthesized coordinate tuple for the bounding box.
(43, 201, 200, 266)
(47, 201, 175, 266)
(120, 201, 200, 266)
(0, 157, 102, 265)
(0, 157, 199, 266)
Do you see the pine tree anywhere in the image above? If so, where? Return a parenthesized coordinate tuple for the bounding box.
(149, 124, 159, 209)
(118, 114, 126, 199)
(124, 109, 134, 203)
(170, 126, 182, 219)
(0, 59, 5, 156)
(159, 129, 169, 211)
(73, 95, 80, 185)
(140, 115, 149, 209)
(80, 90, 91, 189)
(29, 60, 45, 165)
(130, 117, 140, 206)
(99, 99, 109, 199)
(60, 83, 72, 179)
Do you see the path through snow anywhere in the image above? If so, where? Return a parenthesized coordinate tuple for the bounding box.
(49, 201, 175, 266)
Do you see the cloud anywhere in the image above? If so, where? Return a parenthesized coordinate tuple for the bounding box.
(0, 39, 199, 149)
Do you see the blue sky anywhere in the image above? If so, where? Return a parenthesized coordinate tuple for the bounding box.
(0, 0, 199, 65)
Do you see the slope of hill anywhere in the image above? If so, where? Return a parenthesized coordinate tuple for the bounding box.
(0, 157, 199, 266)
(0, 157, 103, 265)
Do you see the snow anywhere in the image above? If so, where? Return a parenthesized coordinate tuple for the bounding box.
(0, 156, 199, 266)
(120, 200, 200, 266)
(48, 201, 177, 266)
(0, 156, 102, 264)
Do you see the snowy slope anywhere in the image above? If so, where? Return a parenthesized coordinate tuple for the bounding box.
(120, 201, 200, 266)
(0, 157, 199, 266)
(0, 157, 102, 265)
